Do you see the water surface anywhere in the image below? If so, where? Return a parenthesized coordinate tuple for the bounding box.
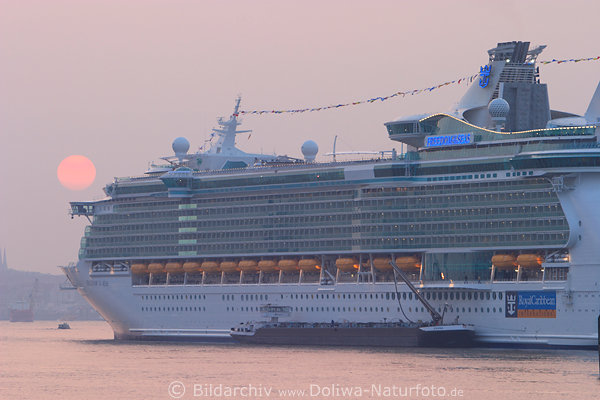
(0, 321, 598, 399)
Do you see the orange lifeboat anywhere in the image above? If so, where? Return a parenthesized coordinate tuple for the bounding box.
(183, 261, 201, 273)
(131, 263, 148, 274)
(298, 258, 320, 272)
(258, 260, 278, 272)
(220, 261, 239, 273)
(492, 254, 517, 269)
(336, 257, 358, 272)
(200, 261, 220, 273)
(395, 256, 420, 270)
(165, 262, 184, 274)
(372, 257, 393, 271)
(278, 259, 298, 271)
(148, 263, 165, 274)
(239, 260, 259, 272)
(517, 254, 543, 268)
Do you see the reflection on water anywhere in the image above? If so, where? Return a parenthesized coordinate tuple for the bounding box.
(0, 321, 598, 400)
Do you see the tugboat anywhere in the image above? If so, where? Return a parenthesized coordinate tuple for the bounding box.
(231, 262, 475, 347)
(57, 322, 71, 330)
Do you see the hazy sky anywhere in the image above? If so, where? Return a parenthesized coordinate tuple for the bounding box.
(1, 0, 599, 274)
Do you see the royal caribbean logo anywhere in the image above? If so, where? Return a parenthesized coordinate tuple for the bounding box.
(505, 291, 556, 318)
(479, 65, 492, 88)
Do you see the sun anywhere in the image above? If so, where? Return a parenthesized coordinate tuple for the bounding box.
(57, 155, 96, 191)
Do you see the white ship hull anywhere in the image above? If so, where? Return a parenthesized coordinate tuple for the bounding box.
(63, 261, 599, 348)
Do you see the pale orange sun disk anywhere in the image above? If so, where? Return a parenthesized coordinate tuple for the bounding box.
(57, 155, 96, 190)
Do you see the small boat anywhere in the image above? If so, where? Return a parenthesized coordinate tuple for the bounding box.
(58, 322, 71, 330)
(229, 305, 474, 347)
(230, 321, 475, 347)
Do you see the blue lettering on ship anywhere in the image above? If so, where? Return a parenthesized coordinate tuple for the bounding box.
(425, 133, 472, 148)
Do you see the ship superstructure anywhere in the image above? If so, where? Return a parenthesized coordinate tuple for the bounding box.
(62, 41, 600, 347)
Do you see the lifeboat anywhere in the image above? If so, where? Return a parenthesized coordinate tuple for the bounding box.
(372, 257, 393, 271)
(278, 259, 298, 271)
(239, 260, 259, 272)
(183, 261, 201, 273)
(336, 257, 358, 272)
(258, 260, 278, 272)
(165, 262, 184, 273)
(148, 263, 165, 274)
(200, 261, 220, 273)
(220, 261, 239, 273)
(517, 254, 543, 268)
(395, 256, 420, 270)
(492, 254, 517, 269)
(131, 263, 148, 274)
(298, 258, 320, 272)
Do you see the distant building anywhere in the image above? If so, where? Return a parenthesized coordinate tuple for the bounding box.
(0, 248, 7, 271)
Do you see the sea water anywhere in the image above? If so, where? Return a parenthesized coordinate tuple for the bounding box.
(0, 321, 598, 400)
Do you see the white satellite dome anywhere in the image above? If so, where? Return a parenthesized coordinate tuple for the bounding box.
(301, 140, 319, 162)
(488, 98, 510, 118)
(172, 137, 190, 156)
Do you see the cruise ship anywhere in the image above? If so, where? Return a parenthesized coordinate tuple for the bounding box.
(62, 41, 600, 348)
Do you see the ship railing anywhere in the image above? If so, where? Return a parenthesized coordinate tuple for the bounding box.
(114, 156, 403, 183)
(420, 139, 600, 162)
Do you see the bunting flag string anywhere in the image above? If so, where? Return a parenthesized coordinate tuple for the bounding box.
(237, 73, 479, 116)
(538, 56, 600, 65)
(237, 56, 600, 116)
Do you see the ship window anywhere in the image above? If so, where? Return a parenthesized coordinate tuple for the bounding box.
(450, 293, 454, 300)
(492, 292, 497, 300)
(444, 293, 448, 300)
(468, 292, 472, 300)
(486, 293, 491, 300)
(499, 293, 503, 300)
(461, 292, 466, 300)
(391, 293, 395, 300)
(474, 292, 479, 300)
(402, 293, 407, 300)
